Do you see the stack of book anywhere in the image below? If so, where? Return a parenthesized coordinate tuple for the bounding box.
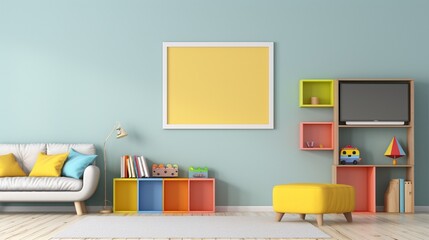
(384, 178, 412, 213)
(120, 155, 150, 178)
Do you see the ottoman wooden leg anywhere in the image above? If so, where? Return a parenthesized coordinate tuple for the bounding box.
(343, 212, 353, 222)
(275, 212, 285, 222)
(299, 214, 306, 220)
(316, 214, 324, 226)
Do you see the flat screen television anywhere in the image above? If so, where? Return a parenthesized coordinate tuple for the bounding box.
(339, 81, 410, 125)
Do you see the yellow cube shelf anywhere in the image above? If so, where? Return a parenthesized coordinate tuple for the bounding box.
(113, 178, 138, 213)
(299, 79, 334, 107)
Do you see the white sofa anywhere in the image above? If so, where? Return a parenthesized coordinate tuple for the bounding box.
(0, 143, 100, 215)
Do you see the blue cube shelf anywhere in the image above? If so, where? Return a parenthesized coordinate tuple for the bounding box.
(138, 178, 163, 213)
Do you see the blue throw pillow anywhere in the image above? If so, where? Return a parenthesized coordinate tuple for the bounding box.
(62, 148, 97, 179)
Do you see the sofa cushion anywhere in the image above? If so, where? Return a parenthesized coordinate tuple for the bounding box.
(0, 177, 83, 191)
(29, 152, 69, 177)
(47, 144, 96, 155)
(62, 148, 97, 179)
(0, 144, 46, 174)
(0, 153, 26, 177)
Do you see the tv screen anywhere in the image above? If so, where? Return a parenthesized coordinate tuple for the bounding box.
(339, 82, 410, 124)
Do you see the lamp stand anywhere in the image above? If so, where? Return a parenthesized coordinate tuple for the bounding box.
(99, 125, 117, 214)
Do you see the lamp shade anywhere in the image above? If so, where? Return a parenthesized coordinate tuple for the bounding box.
(116, 125, 128, 139)
(384, 136, 405, 165)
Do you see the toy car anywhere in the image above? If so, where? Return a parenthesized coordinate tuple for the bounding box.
(340, 145, 362, 165)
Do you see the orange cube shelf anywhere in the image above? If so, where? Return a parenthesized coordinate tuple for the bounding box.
(113, 179, 138, 213)
(189, 179, 215, 212)
(336, 166, 376, 213)
(300, 122, 334, 150)
(163, 178, 189, 212)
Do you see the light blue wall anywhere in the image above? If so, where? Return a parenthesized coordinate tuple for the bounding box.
(1, 0, 428, 207)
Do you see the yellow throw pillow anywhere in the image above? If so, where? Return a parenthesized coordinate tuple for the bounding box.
(29, 152, 69, 177)
(0, 153, 26, 177)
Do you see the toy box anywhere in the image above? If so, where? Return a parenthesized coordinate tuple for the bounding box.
(188, 167, 208, 178)
(152, 164, 178, 177)
(340, 145, 362, 165)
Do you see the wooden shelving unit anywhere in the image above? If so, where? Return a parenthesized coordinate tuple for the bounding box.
(332, 79, 414, 213)
(113, 178, 215, 213)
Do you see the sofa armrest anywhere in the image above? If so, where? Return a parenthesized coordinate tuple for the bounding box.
(80, 165, 100, 200)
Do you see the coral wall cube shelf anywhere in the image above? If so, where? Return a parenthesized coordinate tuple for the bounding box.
(300, 122, 334, 150)
(113, 178, 215, 213)
(299, 79, 334, 107)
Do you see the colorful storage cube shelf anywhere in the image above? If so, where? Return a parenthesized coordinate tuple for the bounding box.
(113, 178, 215, 213)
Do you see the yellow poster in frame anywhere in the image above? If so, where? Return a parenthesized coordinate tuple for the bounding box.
(163, 42, 274, 129)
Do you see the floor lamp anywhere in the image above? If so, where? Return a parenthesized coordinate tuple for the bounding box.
(100, 122, 128, 214)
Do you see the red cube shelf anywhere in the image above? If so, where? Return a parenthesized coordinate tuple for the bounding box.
(336, 166, 376, 213)
(189, 179, 215, 212)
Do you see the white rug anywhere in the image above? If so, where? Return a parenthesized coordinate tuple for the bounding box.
(54, 215, 330, 239)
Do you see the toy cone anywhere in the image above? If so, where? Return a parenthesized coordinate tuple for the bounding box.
(384, 136, 406, 165)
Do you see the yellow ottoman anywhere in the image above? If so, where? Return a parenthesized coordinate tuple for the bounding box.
(273, 183, 355, 226)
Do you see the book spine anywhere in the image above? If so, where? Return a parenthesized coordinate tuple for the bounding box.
(138, 156, 145, 177)
(131, 155, 136, 178)
(124, 155, 128, 178)
(134, 156, 140, 178)
(405, 181, 413, 213)
(127, 156, 132, 178)
(120, 155, 124, 178)
(399, 178, 405, 213)
(141, 156, 150, 177)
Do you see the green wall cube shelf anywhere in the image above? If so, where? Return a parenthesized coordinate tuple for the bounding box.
(299, 79, 334, 107)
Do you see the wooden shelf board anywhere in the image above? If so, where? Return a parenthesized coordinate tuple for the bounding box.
(335, 165, 413, 168)
(301, 148, 334, 151)
(339, 125, 411, 128)
(300, 104, 333, 108)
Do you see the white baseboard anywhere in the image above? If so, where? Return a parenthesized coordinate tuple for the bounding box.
(377, 205, 429, 213)
(216, 206, 273, 212)
(1, 205, 428, 213)
(0, 205, 104, 213)
(415, 206, 429, 212)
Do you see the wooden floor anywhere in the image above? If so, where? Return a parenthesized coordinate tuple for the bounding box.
(1, 211, 428, 240)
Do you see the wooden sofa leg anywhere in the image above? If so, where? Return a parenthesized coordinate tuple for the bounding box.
(275, 212, 285, 222)
(74, 201, 86, 215)
(316, 214, 323, 226)
(343, 212, 353, 222)
(299, 214, 306, 220)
